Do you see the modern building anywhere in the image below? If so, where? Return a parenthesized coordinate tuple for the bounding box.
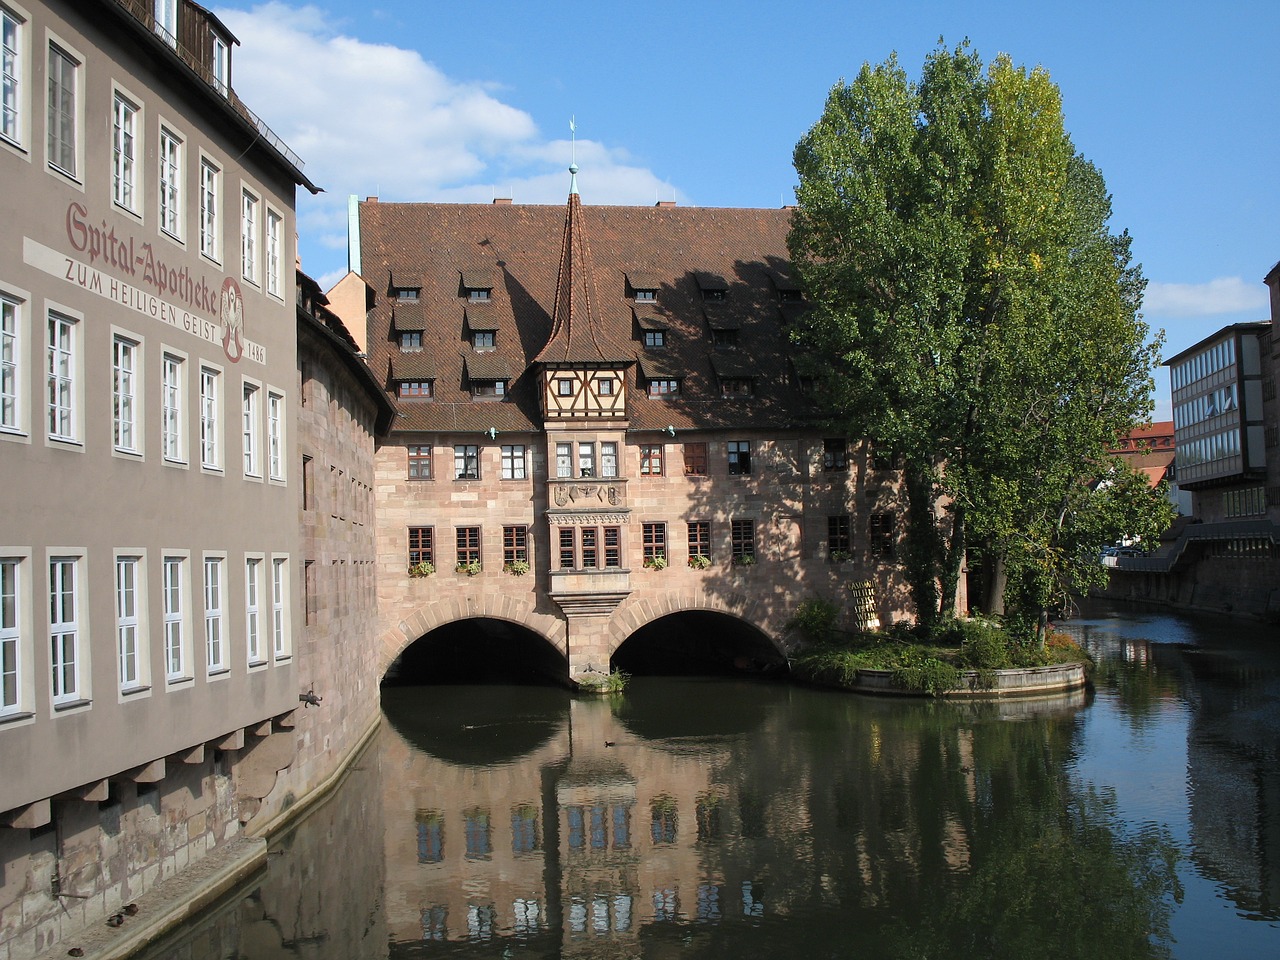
(0, 3, 400, 955)
(354, 171, 920, 685)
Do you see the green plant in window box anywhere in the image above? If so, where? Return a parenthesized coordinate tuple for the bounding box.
(732, 554, 757, 567)
(688, 554, 711, 570)
(455, 560, 482, 576)
(830, 549, 852, 564)
(408, 561, 435, 578)
(504, 559, 530, 576)
(643, 554, 668, 570)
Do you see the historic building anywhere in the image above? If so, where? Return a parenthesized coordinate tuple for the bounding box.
(358, 168, 917, 683)
(0, 3, 393, 955)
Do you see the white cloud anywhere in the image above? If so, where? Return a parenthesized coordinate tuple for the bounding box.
(214, 4, 684, 278)
(1144, 277, 1268, 318)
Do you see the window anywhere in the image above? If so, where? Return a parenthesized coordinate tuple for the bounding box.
(112, 93, 138, 212)
(555, 442, 572, 478)
(595, 377, 615, 396)
(272, 558, 288, 658)
(399, 331, 422, 351)
(242, 382, 259, 476)
(728, 440, 751, 475)
(267, 392, 284, 480)
(203, 557, 225, 674)
(467, 288, 490, 302)
(116, 556, 143, 690)
(558, 527, 621, 569)
(731, 519, 756, 563)
(503, 526, 528, 565)
(472, 331, 495, 349)
(642, 522, 666, 565)
(683, 442, 707, 476)
(577, 442, 596, 478)
(47, 311, 76, 441)
(823, 439, 848, 472)
(555, 378, 574, 396)
(456, 527, 481, 567)
(49, 557, 79, 704)
(501, 444, 526, 480)
(211, 33, 228, 94)
(643, 330, 666, 349)
(2, 292, 22, 433)
(241, 189, 259, 283)
(154, 0, 177, 44)
(407, 444, 432, 479)
(2, 7, 23, 147)
(634, 289, 656, 302)
(245, 558, 262, 664)
(112, 336, 139, 454)
(712, 329, 739, 348)
(601, 441, 618, 478)
(162, 556, 186, 681)
(647, 378, 679, 397)
(511, 806, 540, 855)
(870, 513, 895, 558)
(1, 558, 21, 715)
(828, 515, 851, 560)
(470, 379, 505, 398)
(266, 209, 283, 298)
(399, 380, 433, 399)
(640, 444, 664, 476)
(47, 43, 78, 177)
(408, 527, 434, 568)
(159, 127, 182, 238)
(393, 287, 420, 301)
(703, 288, 725, 302)
(160, 353, 184, 461)
(199, 366, 220, 468)
(199, 158, 219, 260)
(720, 378, 752, 397)
(688, 521, 711, 563)
(454, 444, 479, 480)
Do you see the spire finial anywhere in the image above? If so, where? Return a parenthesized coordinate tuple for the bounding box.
(569, 116, 579, 195)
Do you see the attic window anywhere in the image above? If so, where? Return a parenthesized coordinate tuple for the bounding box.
(399, 332, 422, 352)
(713, 329, 738, 349)
(398, 381, 433, 399)
(471, 380, 506, 399)
(634, 289, 656, 302)
(779, 289, 803, 302)
(467, 288, 491, 302)
(703, 289, 725, 302)
(720, 378, 753, 397)
(472, 331, 496, 350)
(647, 378, 680, 397)
(644, 330, 666, 349)
(394, 287, 420, 301)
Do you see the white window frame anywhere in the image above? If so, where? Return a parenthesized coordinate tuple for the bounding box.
(240, 187, 259, 285)
(153, 0, 176, 46)
(601, 441, 618, 478)
(212, 33, 228, 95)
(199, 364, 221, 470)
(115, 553, 147, 693)
(46, 307, 78, 443)
(158, 124, 183, 240)
(242, 379, 260, 477)
(1, 286, 27, 436)
(48, 554, 82, 706)
(265, 207, 283, 299)
(199, 155, 220, 262)
(500, 444, 526, 480)
(271, 556, 289, 660)
(555, 442, 572, 478)
(45, 35, 81, 181)
(203, 555, 226, 675)
(112, 333, 140, 455)
(162, 554, 190, 683)
(1, 553, 29, 718)
(267, 390, 285, 481)
(161, 350, 185, 463)
(245, 555, 263, 665)
(577, 442, 596, 478)
(1, 3, 28, 151)
(111, 89, 139, 214)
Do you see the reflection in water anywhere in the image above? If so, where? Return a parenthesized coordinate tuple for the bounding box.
(144, 603, 1280, 958)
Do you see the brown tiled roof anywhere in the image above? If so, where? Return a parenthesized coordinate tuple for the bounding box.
(463, 352, 519, 381)
(709, 353, 758, 379)
(634, 310, 667, 331)
(390, 302, 427, 332)
(636, 356, 681, 381)
(388, 354, 436, 381)
(460, 268, 496, 290)
(359, 195, 816, 434)
(694, 271, 729, 291)
(626, 272, 661, 291)
(703, 303, 746, 330)
(463, 302, 502, 331)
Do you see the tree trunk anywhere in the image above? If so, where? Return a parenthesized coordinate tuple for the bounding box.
(903, 467, 943, 628)
(985, 552, 1007, 617)
(941, 503, 966, 617)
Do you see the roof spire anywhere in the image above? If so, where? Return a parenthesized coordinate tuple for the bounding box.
(569, 116, 578, 195)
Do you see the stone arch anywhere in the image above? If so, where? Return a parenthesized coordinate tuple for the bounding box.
(377, 595, 568, 679)
(603, 588, 789, 661)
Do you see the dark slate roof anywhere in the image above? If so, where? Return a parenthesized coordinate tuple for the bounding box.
(360, 195, 817, 434)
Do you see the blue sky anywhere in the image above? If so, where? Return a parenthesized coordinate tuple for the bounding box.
(216, 1, 1279, 418)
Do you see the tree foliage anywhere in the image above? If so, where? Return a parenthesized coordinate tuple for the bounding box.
(788, 42, 1169, 635)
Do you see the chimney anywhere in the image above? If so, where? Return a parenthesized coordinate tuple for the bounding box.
(493, 197, 512, 205)
(655, 200, 677, 208)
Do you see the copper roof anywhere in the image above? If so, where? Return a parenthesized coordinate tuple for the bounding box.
(360, 195, 816, 434)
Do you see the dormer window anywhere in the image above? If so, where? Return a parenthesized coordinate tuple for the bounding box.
(695, 272, 728, 301)
(467, 288, 490, 302)
(648, 379, 680, 397)
(399, 331, 422, 352)
(644, 330, 666, 349)
(703, 289, 725, 302)
(212, 33, 229, 95)
(471, 380, 506, 399)
(473, 331, 495, 350)
(398, 380, 433, 399)
(154, 0, 177, 46)
(634, 289, 656, 302)
(779, 288, 803, 303)
(720, 378, 753, 397)
(713, 329, 738, 349)
(394, 287, 420, 301)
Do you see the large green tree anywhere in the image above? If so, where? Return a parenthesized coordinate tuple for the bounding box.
(788, 43, 1170, 635)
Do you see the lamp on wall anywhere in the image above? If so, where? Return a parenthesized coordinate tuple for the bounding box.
(664, 425, 676, 437)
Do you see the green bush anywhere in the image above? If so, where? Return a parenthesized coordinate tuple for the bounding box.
(788, 596, 841, 643)
(892, 653, 962, 696)
(958, 618, 1013, 670)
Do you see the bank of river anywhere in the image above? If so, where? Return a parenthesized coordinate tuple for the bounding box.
(130, 600, 1279, 959)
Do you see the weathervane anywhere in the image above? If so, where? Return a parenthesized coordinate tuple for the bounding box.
(569, 116, 579, 194)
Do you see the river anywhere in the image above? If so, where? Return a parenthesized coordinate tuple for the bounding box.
(137, 602, 1280, 959)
